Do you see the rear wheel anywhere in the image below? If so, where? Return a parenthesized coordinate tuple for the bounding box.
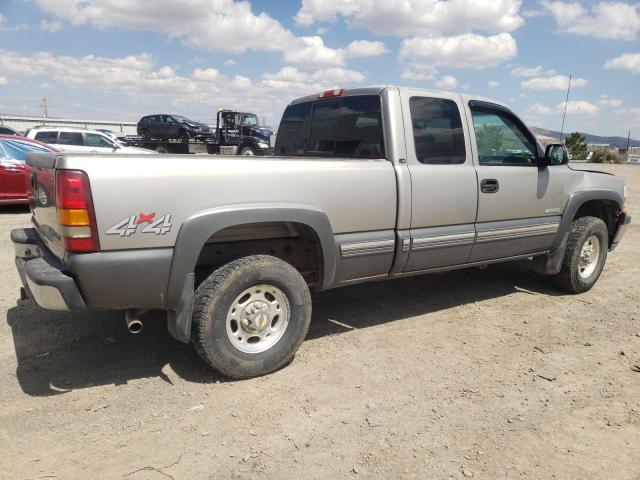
(191, 255, 312, 379)
(155, 145, 169, 154)
(555, 216, 608, 293)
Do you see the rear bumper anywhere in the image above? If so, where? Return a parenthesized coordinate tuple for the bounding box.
(12, 227, 173, 312)
(12, 228, 85, 311)
(610, 212, 631, 251)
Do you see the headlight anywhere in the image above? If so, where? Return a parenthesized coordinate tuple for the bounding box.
(257, 142, 269, 149)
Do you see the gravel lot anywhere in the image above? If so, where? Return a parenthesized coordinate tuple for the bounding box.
(1, 164, 639, 480)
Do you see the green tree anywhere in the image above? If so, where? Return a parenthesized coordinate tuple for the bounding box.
(564, 132, 588, 160)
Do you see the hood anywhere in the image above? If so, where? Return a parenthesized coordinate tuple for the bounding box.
(247, 126, 273, 139)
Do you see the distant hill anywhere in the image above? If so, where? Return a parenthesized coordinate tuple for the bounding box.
(531, 127, 640, 149)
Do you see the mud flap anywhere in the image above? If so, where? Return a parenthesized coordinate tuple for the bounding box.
(167, 273, 194, 343)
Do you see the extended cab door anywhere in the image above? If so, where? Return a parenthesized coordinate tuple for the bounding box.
(400, 91, 478, 272)
(464, 100, 574, 262)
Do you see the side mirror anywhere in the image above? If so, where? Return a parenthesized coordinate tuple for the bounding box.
(541, 143, 568, 168)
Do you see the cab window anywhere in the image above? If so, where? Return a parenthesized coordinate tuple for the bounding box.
(58, 132, 84, 146)
(276, 95, 385, 158)
(34, 131, 59, 144)
(410, 97, 466, 164)
(85, 133, 115, 148)
(470, 108, 537, 166)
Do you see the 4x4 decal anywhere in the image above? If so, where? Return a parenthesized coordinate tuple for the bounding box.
(106, 212, 173, 236)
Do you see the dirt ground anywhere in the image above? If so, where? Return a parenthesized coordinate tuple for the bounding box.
(1, 164, 639, 480)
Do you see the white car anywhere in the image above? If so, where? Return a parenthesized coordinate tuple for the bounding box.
(26, 128, 155, 154)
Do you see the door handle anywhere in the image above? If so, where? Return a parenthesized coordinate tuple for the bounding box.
(481, 179, 499, 193)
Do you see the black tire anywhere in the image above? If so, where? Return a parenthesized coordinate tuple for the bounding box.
(191, 255, 312, 379)
(555, 216, 608, 293)
(140, 128, 150, 140)
(240, 146, 256, 156)
(155, 145, 169, 154)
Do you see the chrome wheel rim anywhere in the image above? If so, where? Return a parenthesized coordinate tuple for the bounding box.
(578, 235, 600, 279)
(226, 284, 290, 354)
(241, 148, 255, 155)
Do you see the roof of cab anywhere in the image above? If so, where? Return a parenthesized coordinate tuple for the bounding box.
(288, 85, 511, 111)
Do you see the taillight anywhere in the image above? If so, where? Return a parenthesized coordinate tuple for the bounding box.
(56, 170, 100, 253)
(318, 89, 344, 98)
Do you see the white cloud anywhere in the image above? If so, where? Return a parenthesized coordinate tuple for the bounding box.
(604, 52, 640, 75)
(0, 48, 367, 124)
(527, 103, 554, 114)
(0, 76, 7, 86)
(345, 40, 387, 57)
(615, 107, 640, 116)
(540, 1, 640, 40)
(295, 0, 524, 36)
(434, 75, 458, 89)
(511, 65, 543, 77)
(400, 32, 517, 69)
(401, 65, 438, 81)
(521, 75, 586, 90)
(34, 0, 295, 54)
(488, 80, 500, 87)
(527, 100, 599, 116)
(558, 100, 599, 116)
(283, 36, 345, 67)
(598, 96, 622, 108)
(39, 19, 63, 33)
(223, 59, 237, 66)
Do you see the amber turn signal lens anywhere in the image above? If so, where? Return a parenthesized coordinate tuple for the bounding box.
(58, 208, 90, 226)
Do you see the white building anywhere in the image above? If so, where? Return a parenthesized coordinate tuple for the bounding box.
(0, 113, 137, 135)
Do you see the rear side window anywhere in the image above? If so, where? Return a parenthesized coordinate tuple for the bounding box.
(34, 131, 58, 144)
(410, 97, 466, 164)
(276, 95, 385, 158)
(58, 132, 84, 146)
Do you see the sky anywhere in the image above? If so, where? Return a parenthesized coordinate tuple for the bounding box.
(0, 0, 639, 137)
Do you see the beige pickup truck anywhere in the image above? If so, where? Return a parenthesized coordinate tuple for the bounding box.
(12, 86, 630, 378)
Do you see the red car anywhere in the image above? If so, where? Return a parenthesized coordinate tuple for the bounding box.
(0, 135, 58, 205)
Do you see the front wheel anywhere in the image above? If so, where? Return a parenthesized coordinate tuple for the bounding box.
(555, 216, 608, 293)
(240, 146, 256, 156)
(191, 255, 312, 379)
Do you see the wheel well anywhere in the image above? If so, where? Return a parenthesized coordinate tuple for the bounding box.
(573, 200, 619, 241)
(194, 222, 323, 289)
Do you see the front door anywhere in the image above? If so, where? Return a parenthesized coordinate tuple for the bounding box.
(401, 91, 478, 272)
(464, 102, 574, 262)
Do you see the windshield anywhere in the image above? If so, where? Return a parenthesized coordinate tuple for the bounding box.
(242, 114, 259, 127)
(171, 115, 195, 124)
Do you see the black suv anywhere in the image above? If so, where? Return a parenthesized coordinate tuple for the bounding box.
(137, 114, 212, 141)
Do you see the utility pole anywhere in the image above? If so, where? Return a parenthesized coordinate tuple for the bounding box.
(626, 130, 631, 163)
(559, 74, 571, 143)
(40, 97, 49, 122)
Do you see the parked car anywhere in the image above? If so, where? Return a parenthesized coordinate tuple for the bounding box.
(0, 126, 22, 136)
(12, 86, 630, 379)
(26, 127, 155, 154)
(137, 114, 212, 141)
(0, 135, 57, 205)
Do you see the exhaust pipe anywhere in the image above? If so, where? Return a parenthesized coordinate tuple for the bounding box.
(125, 309, 145, 334)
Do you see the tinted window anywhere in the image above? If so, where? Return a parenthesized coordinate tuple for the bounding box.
(275, 95, 385, 158)
(85, 133, 115, 148)
(0, 127, 17, 135)
(470, 108, 537, 166)
(275, 102, 312, 155)
(58, 132, 84, 146)
(34, 131, 59, 144)
(335, 96, 384, 158)
(410, 97, 466, 164)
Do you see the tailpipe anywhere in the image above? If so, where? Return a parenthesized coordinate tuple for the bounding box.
(125, 309, 146, 334)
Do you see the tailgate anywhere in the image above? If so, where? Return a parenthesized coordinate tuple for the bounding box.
(26, 152, 66, 260)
